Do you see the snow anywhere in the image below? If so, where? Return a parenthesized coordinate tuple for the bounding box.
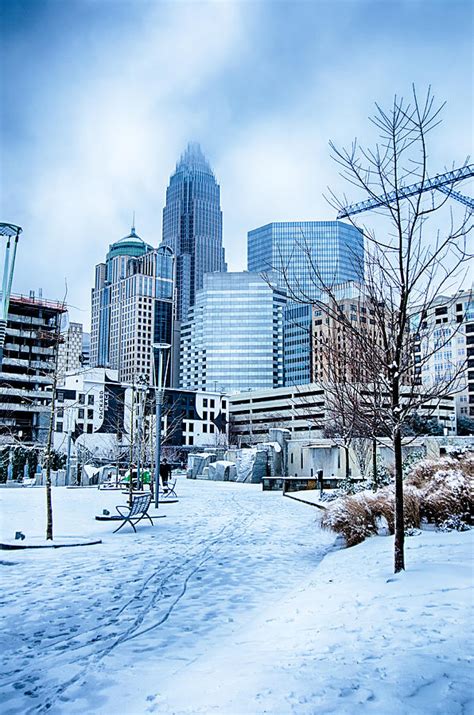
(0, 479, 472, 715)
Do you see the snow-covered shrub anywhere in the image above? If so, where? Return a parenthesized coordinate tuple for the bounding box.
(459, 453, 474, 477)
(320, 487, 420, 546)
(405, 457, 458, 488)
(320, 453, 473, 547)
(401, 449, 426, 479)
(419, 468, 472, 526)
(437, 515, 471, 532)
(365, 462, 393, 491)
(368, 486, 420, 534)
(320, 493, 377, 547)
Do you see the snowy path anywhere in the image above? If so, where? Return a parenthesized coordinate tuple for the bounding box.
(0, 480, 335, 714)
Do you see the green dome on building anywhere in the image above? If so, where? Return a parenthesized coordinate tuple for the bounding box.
(107, 225, 153, 261)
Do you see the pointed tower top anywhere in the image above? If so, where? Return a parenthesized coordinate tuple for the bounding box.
(131, 210, 136, 234)
(176, 142, 214, 176)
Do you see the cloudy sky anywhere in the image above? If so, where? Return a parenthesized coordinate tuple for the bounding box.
(1, 0, 472, 324)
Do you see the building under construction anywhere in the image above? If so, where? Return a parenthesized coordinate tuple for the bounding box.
(0, 293, 66, 444)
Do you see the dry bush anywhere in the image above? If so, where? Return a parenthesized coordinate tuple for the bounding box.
(419, 468, 472, 525)
(321, 454, 473, 547)
(405, 458, 458, 488)
(321, 488, 421, 546)
(320, 494, 377, 547)
(366, 486, 420, 534)
(367, 488, 395, 533)
(459, 453, 474, 477)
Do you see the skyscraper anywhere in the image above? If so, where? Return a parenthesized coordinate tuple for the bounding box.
(247, 221, 365, 385)
(90, 225, 174, 384)
(162, 142, 226, 322)
(180, 272, 286, 394)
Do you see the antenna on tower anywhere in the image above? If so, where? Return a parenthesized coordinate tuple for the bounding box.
(131, 211, 136, 232)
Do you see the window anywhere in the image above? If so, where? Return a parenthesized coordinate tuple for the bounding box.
(203, 424, 208, 433)
(78, 409, 84, 419)
(56, 422, 63, 432)
(57, 408, 64, 418)
(88, 395, 94, 405)
(87, 424, 93, 434)
(209, 424, 215, 433)
(88, 409, 93, 419)
(78, 393, 85, 405)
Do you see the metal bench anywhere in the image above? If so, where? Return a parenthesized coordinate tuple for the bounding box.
(102, 493, 154, 533)
(162, 477, 177, 499)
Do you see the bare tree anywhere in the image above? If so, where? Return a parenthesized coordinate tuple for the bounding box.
(274, 87, 472, 572)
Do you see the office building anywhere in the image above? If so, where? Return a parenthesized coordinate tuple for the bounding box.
(413, 288, 474, 422)
(180, 272, 286, 394)
(53, 367, 228, 458)
(229, 383, 456, 445)
(162, 142, 226, 322)
(311, 281, 385, 383)
(0, 292, 66, 443)
(57, 321, 88, 382)
(90, 225, 174, 385)
(247, 221, 365, 385)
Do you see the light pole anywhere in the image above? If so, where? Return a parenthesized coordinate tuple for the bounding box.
(0, 223, 22, 368)
(153, 343, 170, 509)
(135, 376, 148, 491)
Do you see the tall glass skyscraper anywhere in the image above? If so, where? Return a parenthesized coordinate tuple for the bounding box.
(180, 272, 286, 394)
(90, 225, 174, 384)
(247, 221, 364, 385)
(162, 142, 226, 322)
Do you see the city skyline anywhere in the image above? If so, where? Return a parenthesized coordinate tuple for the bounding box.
(1, 0, 472, 324)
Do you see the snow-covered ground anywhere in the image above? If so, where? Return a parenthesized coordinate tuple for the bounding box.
(0, 479, 472, 715)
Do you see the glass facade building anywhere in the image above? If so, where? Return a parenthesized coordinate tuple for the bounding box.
(162, 142, 226, 322)
(247, 221, 364, 385)
(180, 272, 286, 394)
(91, 226, 174, 384)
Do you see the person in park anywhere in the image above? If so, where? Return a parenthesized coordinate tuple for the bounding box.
(160, 458, 172, 493)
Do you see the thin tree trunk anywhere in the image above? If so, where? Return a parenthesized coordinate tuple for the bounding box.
(372, 436, 377, 491)
(393, 374, 405, 572)
(344, 444, 350, 480)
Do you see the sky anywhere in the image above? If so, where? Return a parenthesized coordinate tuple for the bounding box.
(1, 0, 473, 325)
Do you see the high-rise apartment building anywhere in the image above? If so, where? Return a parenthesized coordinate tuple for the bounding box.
(90, 226, 174, 385)
(162, 142, 226, 322)
(180, 272, 286, 394)
(311, 281, 384, 383)
(247, 221, 365, 385)
(413, 288, 474, 422)
(57, 322, 86, 381)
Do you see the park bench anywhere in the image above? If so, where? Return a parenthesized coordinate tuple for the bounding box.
(96, 493, 155, 533)
(162, 476, 177, 499)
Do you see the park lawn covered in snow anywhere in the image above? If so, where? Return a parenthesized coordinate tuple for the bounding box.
(0, 478, 472, 715)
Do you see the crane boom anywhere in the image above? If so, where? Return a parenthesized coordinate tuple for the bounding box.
(337, 164, 474, 218)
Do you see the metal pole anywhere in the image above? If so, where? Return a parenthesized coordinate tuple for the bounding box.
(65, 430, 72, 486)
(154, 348, 163, 509)
(137, 390, 142, 491)
(154, 388, 163, 510)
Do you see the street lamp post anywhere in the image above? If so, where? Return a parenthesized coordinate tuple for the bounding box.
(135, 377, 148, 491)
(153, 343, 170, 509)
(0, 223, 22, 368)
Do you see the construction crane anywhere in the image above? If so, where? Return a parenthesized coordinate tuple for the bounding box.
(337, 164, 474, 218)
